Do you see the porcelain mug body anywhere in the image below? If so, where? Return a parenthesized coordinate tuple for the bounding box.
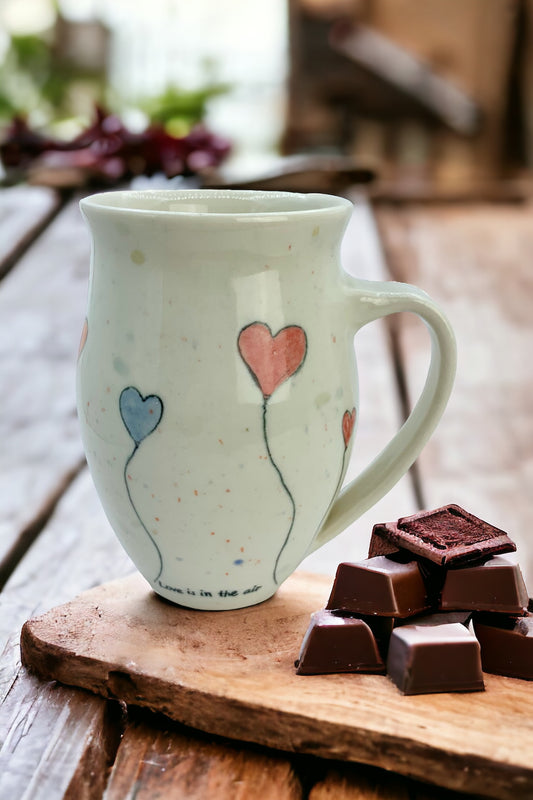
(77, 190, 456, 609)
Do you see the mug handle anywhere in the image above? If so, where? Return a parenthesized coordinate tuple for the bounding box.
(309, 279, 456, 553)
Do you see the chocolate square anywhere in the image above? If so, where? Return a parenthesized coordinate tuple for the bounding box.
(329, 609, 395, 657)
(387, 622, 485, 695)
(440, 555, 528, 614)
(473, 612, 533, 680)
(326, 556, 430, 618)
(370, 504, 515, 567)
(295, 609, 385, 675)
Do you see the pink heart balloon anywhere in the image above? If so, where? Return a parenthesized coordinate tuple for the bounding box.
(342, 407, 356, 448)
(78, 318, 88, 360)
(238, 322, 307, 398)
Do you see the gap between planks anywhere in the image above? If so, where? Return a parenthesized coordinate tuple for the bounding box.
(0, 185, 63, 280)
(0, 193, 90, 582)
(0, 458, 85, 591)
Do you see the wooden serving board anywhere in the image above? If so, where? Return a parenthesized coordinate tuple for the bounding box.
(20, 571, 533, 800)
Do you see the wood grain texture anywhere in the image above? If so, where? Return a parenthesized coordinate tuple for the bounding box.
(0, 185, 59, 278)
(0, 469, 133, 702)
(104, 715, 302, 800)
(375, 203, 533, 588)
(0, 669, 121, 800)
(21, 570, 533, 800)
(0, 196, 89, 578)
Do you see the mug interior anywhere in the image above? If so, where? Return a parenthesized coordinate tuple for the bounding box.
(80, 189, 352, 217)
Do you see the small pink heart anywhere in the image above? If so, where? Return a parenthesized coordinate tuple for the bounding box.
(78, 318, 88, 360)
(342, 407, 356, 448)
(238, 322, 307, 398)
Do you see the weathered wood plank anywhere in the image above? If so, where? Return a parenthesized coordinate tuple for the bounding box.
(0, 469, 133, 799)
(0, 469, 132, 701)
(0, 672, 122, 800)
(0, 197, 89, 582)
(0, 185, 59, 278)
(375, 203, 533, 588)
(104, 714, 302, 800)
(301, 194, 417, 574)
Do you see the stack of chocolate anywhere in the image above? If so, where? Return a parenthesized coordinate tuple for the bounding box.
(295, 504, 533, 694)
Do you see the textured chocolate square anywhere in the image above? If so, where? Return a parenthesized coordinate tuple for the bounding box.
(326, 556, 430, 618)
(295, 609, 385, 675)
(387, 623, 484, 695)
(370, 504, 515, 567)
(367, 524, 401, 558)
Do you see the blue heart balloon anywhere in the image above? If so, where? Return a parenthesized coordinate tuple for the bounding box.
(119, 387, 163, 445)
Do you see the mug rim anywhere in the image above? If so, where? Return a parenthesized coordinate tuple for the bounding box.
(79, 188, 353, 219)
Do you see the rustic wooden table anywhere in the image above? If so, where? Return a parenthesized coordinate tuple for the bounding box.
(0, 184, 532, 799)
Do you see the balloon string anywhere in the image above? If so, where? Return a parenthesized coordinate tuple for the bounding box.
(124, 444, 164, 582)
(332, 446, 348, 505)
(263, 399, 297, 585)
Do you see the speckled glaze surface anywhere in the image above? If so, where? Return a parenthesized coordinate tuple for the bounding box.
(77, 190, 456, 609)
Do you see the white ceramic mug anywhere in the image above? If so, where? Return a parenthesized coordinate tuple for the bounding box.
(77, 189, 456, 610)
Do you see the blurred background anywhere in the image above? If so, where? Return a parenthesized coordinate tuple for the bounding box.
(0, 0, 532, 198)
